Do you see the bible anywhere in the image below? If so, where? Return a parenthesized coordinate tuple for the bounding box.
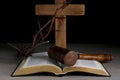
(12, 52, 110, 76)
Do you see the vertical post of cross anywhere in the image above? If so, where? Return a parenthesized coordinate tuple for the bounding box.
(55, 0, 67, 48)
(35, 0, 85, 48)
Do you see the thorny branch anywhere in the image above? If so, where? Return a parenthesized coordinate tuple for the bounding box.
(8, 0, 72, 57)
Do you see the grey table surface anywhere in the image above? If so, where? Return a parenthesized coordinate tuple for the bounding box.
(0, 43, 120, 80)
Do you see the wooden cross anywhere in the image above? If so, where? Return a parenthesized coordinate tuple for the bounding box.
(35, 0, 85, 48)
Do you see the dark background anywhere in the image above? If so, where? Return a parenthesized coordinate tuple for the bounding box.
(0, 0, 119, 44)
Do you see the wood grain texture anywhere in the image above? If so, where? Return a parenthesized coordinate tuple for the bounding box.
(55, 16, 66, 48)
(48, 45, 78, 66)
(35, 0, 85, 48)
(79, 54, 113, 62)
(55, 0, 66, 48)
(35, 4, 85, 16)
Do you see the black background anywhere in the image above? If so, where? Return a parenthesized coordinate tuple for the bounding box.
(0, 0, 119, 44)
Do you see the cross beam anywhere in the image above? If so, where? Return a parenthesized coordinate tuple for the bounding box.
(35, 0, 85, 48)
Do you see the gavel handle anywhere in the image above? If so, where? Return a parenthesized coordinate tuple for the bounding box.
(78, 53, 113, 62)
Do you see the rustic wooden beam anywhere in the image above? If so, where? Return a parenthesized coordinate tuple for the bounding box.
(35, 4, 85, 16)
(35, 0, 85, 48)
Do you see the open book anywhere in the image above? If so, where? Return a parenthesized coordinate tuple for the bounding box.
(12, 52, 110, 76)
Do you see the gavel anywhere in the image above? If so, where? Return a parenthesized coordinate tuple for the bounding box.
(48, 45, 113, 66)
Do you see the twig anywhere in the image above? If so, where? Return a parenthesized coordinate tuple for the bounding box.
(7, 43, 21, 52)
(8, 0, 72, 57)
(37, 19, 43, 39)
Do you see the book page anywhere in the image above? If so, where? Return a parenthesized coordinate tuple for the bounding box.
(63, 59, 103, 69)
(22, 52, 60, 68)
(62, 59, 109, 76)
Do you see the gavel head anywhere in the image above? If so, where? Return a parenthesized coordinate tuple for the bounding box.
(48, 45, 78, 66)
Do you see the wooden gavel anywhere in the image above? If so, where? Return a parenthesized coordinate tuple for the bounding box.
(48, 45, 113, 66)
